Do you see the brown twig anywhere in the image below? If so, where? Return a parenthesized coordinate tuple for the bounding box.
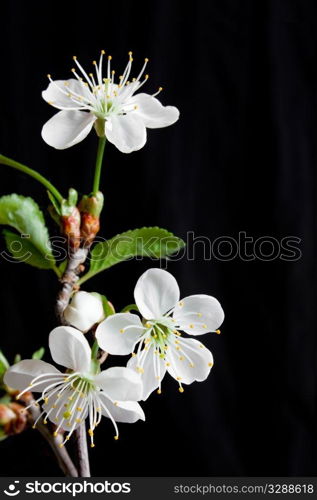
(28, 404, 78, 477)
(55, 248, 88, 324)
(74, 422, 91, 477)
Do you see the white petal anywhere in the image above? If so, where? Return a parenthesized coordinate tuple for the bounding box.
(49, 326, 91, 373)
(173, 294, 224, 335)
(166, 337, 213, 384)
(64, 291, 105, 333)
(127, 345, 167, 400)
(129, 93, 180, 129)
(41, 110, 96, 149)
(134, 268, 180, 319)
(42, 79, 91, 109)
(96, 313, 143, 355)
(98, 393, 145, 423)
(105, 113, 146, 153)
(94, 367, 142, 401)
(4, 360, 61, 392)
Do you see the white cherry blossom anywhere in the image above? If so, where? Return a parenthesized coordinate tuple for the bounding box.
(96, 269, 224, 400)
(41, 51, 179, 152)
(4, 326, 144, 446)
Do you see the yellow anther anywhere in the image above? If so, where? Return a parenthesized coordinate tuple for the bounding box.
(145, 322, 151, 328)
(114, 435, 119, 440)
(190, 363, 195, 368)
(199, 344, 204, 348)
(179, 387, 184, 393)
(47, 74, 51, 79)
(77, 407, 82, 412)
(208, 362, 213, 367)
(189, 324, 194, 329)
(97, 407, 101, 412)
(157, 389, 162, 395)
(88, 429, 94, 436)
(43, 419, 48, 425)
(156, 376, 160, 380)
(32, 424, 36, 429)
(119, 329, 124, 333)
(108, 55, 112, 60)
(215, 329, 221, 335)
(63, 411, 72, 419)
(114, 402, 118, 406)
(91, 443, 95, 448)
(112, 70, 115, 74)
(176, 377, 182, 381)
(52, 404, 57, 409)
(59, 443, 64, 448)
(89, 72, 93, 77)
(75, 418, 81, 423)
(179, 356, 184, 361)
(73, 55, 77, 60)
(101, 49, 105, 55)
(197, 313, 202, 317)
(159, 86, 163, 91)
(93, 60, 97, 65)
(176, 347, 180, 351)
(145, 74, 149, 79)
(179, 301, 184, 307)
(128, 51, 133, 56)
(153, 334, 157, 338)
(145, 58, 149, 62)
(175, 340, 180, 344)
(166, 362, 170, 367)
(68, 397, 73, 401)
(203, 324, 207, 329)
(131, 353, 136, 357)
(53, 431, 58, 437)
(71, 68, 76, 73)
(65, 436, 70, 441)
(136, 367, 144, 374)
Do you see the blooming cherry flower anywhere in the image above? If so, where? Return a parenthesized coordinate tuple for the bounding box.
(41, 51, 179, 152)
(96, 269, 224, 400)
(64, 291, 105, 333)
(4, 327, 144, 447)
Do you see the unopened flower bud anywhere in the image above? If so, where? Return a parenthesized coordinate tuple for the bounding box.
(64, 291, 105, 333)
(79, 192, 104, 247)
(0, 404, 16, 426)
(0, 402, 27, 437)
(61, 206, 81, 250)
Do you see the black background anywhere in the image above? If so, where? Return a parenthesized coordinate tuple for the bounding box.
(0, 0, 316, 477)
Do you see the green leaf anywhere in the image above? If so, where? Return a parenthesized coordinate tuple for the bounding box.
(32, 347, 45, 360)
(91, 293, 114, 317)
(3, 230, 54, 269)
(0, 394, 11, 405)
(0, 351, 9, 376)
(79, 227, 185, 284)
(0, 194, 56, 269)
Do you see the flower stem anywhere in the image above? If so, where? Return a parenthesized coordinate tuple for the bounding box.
(92, 137, 106, 194)
(0, 154, 63, 203)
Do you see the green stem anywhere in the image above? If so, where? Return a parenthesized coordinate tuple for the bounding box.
(0, 154, 63, 203)
(92, 137, 106, 194)
(91, 340, 99, 360)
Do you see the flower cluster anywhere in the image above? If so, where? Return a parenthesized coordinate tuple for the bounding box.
(4, 269, 224, 447)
